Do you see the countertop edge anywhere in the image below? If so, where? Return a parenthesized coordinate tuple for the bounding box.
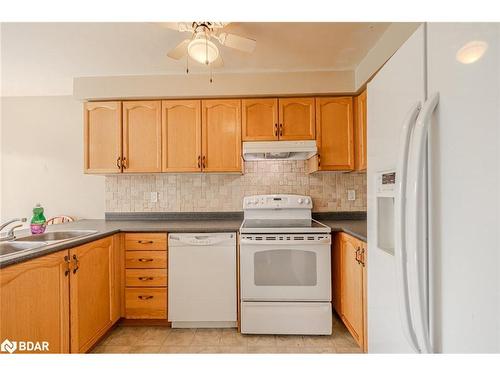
(0, 219, 366, 268)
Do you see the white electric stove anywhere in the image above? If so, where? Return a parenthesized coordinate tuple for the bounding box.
(239, 194, 332, 335)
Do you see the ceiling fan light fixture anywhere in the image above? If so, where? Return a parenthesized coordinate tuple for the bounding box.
(188, 36, 219, 65)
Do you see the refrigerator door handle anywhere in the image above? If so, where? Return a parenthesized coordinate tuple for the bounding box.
(395, 102, 422, 353)
(407, 92, 440, 354)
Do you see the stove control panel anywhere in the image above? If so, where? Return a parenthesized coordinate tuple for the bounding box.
(243, 194, 312, 210)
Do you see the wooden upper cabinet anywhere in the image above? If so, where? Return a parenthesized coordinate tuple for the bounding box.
(278, 98, 316, 140)
(162, 100, 202, 172)
(69, 237, 115, 353)
(84, 101, 122, 174)
(122, 101, 162, 173)
(354, 89, 367, 171)
(314, 97, 354, 171)
(242, 98, 278, 141)
(0, 251, 70, 353)
(202, 99, 242, 173)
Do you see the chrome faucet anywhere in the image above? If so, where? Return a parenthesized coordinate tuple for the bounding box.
(0, 218, 27, 241)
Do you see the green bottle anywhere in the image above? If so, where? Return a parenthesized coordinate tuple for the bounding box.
(31, 203, 46, 234)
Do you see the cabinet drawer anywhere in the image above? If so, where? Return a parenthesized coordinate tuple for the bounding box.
(125, 251, 167, 269)
(124, 233, 167, 251)
(125, 288, 167, 319)
(125, 269, 167, 287)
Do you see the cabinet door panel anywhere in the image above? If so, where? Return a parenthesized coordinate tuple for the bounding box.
(202, 99, 242, 172)
(162, 100, 202, 172)
(354, 90, 367, 171)
(70, 237, 114, 353)
(123, 101, 162, 173)
(340, 234, 364, 346)
(316, 97, 354, 171)
(84, 101, 122, 174)
(278, 98, 315, 140)
(0, 252, 70, 353)
(242, 98, 278, 141)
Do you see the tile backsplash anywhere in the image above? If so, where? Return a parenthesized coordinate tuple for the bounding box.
(105, 161, 367, 213)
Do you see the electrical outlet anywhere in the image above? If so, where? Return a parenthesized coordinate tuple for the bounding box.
(347, 189, 356, 201)
(150, 192, 158, 203)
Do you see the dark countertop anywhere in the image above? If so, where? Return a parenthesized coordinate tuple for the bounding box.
(0, 215, 367, 268)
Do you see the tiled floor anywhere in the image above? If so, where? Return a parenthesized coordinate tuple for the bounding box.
(92, 313, 363, 354)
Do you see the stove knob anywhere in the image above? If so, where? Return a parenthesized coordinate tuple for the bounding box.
(304, 198, 311, 205)
(297, 198, 304, 204)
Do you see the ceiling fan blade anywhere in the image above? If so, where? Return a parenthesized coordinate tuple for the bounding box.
(211, 54, 224, 68)
(217, 32, 256, 53)
(159, 22, 193, 32)
(167, 39, 190, 60)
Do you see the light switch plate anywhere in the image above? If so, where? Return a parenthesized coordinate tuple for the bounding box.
(150, 192, 158, 203)
(347, 189, 356, 201)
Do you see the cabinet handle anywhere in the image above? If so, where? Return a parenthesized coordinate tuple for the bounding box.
(318, 154, 321, 168)
(202, 155, 206, 169)
(138, 295, 154, 300)
(116, 157, 122, 170)
(355, 247, 361, 265)
(360, 248, 366, 267)
(138, 240, 153, 244)
(138, 277, 154, 281)
(279, 123, 283, 136)
(274, 123, 278, 137)
(197, 155, 201, 168)
(72, 254, 79, 274)
(138, 258, 154, 262)
(122, 157, 127, 169)
(64, 255, 71, 276)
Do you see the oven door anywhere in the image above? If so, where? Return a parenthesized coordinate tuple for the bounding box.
(240, 234, 331, 301)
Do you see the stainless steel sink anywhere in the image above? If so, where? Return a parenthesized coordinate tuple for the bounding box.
(0, 241, 48, 257)
(14, 230, 97, 242)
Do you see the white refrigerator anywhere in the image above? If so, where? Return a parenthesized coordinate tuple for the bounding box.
(367, 23, 500, 353)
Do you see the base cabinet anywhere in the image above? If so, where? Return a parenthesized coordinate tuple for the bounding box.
(69, 236, 119, 353)
(0, 252, 70, 354)
(124, 233, 168, 320)
(0, 234, 122, 354)
(332, 232, 367, 351)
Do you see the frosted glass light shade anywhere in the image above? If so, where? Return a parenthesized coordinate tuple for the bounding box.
(188, 37, 219, 64)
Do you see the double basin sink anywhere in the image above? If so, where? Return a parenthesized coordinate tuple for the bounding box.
(0, 230, 98, 260)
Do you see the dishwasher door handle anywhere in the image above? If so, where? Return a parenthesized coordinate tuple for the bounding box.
(169, 233, 235, 246)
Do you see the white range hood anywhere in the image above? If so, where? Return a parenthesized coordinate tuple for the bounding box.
(242, 141, 317, 161)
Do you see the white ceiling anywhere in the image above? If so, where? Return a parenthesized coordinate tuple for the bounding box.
(1, 22, 390, 96)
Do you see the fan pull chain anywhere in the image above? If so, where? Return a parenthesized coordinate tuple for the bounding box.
(186, 54, 189, 74)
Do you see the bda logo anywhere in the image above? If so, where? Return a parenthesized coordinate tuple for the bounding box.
(1, 339, 17, 354)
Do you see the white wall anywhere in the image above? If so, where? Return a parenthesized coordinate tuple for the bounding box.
(355, 23, 421, 90)
(0, 95, 105, 221)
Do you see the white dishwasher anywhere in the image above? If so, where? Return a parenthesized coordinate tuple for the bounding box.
(168, 232, 237, 328)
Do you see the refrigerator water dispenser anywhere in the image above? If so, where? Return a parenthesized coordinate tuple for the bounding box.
(376, 171, 395, 255)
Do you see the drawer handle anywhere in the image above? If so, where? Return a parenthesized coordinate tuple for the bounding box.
(138, 258, 154, 262)
(138, 240, 154, 244)
(138, 276, 154, 281)
(138, 295, 154, 300)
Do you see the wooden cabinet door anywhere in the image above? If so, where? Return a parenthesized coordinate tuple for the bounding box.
(242, 98, 278, 141)
(122, 101, 162, 173)
(354, 90, 367, 171)
(0, 251, 70, 353)
(315, 97, 354, 171)
(278, 98, 315, 140)
(84, 101, 122, 174)
(69, 237, 114, 353)
(332, 233, 342, 315)
(340, 234, 364, 347)
(162, 100, 202, 172)
(202, 99, 242, 172)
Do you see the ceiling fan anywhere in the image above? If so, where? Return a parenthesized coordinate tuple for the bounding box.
(163, 22, 257, 71)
